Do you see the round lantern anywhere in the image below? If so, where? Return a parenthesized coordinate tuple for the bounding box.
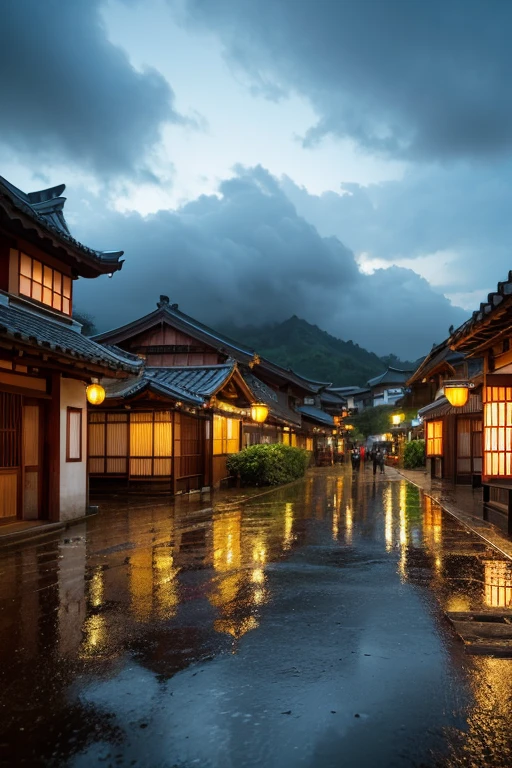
(251, 403, 269, 423)
(443, 380, 474, 408)
(86, 382, 106, 406)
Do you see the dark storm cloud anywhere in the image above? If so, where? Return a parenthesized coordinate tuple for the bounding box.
(0, 0, 180, 178)
(72, 166, 465, 358)
(281, 160, 512, 296)
(177, 0, 512, 161)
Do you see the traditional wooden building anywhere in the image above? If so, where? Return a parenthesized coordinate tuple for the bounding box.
(90, 297, 335, 490)
(0, 174, 140, 526)
(407, 340, 483, 484)
(450, 273, 512, 527)
(367, 366, 413, 408)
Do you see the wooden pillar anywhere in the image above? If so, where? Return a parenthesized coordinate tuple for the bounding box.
(47, 373, 61, 522)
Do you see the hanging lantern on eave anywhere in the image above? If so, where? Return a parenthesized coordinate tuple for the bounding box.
(444, 380, 474, 408)
(392, 414, 401, 426)
(251, 402, 269, 423)
(86, 379, 106, 406)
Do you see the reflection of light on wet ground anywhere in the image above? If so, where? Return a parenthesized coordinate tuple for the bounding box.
(80, 614, 107, 658)
(252, 543, 266, 564)
(9, 469, 512, 766)
(283, 502, 294, 549)
(445, 594, 472, 612)
(90, 567, 104, 608)
(154, 548, 179, 618)
(213, 511, 241, 572)
(214, 615, 259, 639)
(130, 548, 154, 622)
(345, 502, 353, 544)
(384, 486, 393, 552)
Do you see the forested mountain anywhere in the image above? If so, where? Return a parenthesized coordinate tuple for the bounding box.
(221, 316, 422, 387)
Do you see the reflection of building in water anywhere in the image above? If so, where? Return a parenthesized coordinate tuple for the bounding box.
(384, 486, 393, 552)
(173, 507, 213, 569)
(332, 477, 343, 540)
(209, 508, 273, 640)
(213, 510, 242, 572)
(422, 495, 443, 573)
(484, 560, 512, 608)
(282, 502, 295, 549)
(345, 501, 353, 545)
(58, 526, 86, 655)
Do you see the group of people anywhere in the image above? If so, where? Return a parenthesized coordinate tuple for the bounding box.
(350, 445, 386, 475)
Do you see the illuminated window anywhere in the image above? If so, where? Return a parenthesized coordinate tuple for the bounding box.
(426, 420, 443, 456)
(19, 253, 72, 314)
(484, 385, 512, 477)
(213, 415, 240, 455)
(306, 437, 314, 451)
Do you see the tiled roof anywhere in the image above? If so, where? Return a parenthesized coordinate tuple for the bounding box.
(298, 405, 334, 427)
(103, 363, 243, 407)
(407, 341, 465, 386)
(367, 367, 413, 388)
(320, 390, 347, 405)
(243, 372, 302, 427)
(93, 296, 330, 393)
(329, 386, 371, 396)
(0, 299, 141, 374)
(102, 374, 205, 406)
(418, 390, 483, 419)
(450, 271, 512, 353)
(146, 364, 236, 398)
(0, 175, 124, 277)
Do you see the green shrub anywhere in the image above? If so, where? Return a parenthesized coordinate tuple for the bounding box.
(403, 440, 426, 469)
(227, 444, 311, 486)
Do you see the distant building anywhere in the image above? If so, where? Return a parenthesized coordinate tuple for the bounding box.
(0, 174, 140, 525)
(366, 367, 413, 407)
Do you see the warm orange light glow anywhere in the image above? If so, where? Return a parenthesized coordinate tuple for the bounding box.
(426, 420, 443, 456)
(345, 424, 354, 431)
(86, 383, 106, 406)
(445, 385, 469, 407)
(250, 403, 269, 423)
(484, 385, 512, 477)
(392, 414, 401, 426)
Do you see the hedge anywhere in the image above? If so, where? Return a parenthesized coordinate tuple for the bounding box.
(403, 440, 426, 469)
(227, 444, 311, 486)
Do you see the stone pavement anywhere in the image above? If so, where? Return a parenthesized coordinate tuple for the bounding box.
(399, 468, 512, 562)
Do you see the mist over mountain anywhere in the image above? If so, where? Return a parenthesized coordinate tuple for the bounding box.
(221, 316, 422, 387)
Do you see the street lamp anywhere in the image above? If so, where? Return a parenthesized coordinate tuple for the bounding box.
(86, 379, 106, 405)
(443, 380, 475, 408)
(251, 403, 269, 423)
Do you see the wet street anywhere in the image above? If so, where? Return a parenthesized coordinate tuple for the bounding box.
(2, 467, 512, 767)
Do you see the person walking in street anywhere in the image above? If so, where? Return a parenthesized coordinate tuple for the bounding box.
(373, 448, 383, 476)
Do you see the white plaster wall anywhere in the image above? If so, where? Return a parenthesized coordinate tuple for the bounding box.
(59, 377, 87, 521)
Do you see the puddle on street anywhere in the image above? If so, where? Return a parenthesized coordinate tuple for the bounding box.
(1, 468, 512, 766)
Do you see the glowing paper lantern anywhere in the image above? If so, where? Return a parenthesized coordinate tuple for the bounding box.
(86, 382, 106, 406)
(251, 403, 269, 423)
(444, 381, 473, 408)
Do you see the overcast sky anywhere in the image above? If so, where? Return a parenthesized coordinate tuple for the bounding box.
(1, 0, 510, 358)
